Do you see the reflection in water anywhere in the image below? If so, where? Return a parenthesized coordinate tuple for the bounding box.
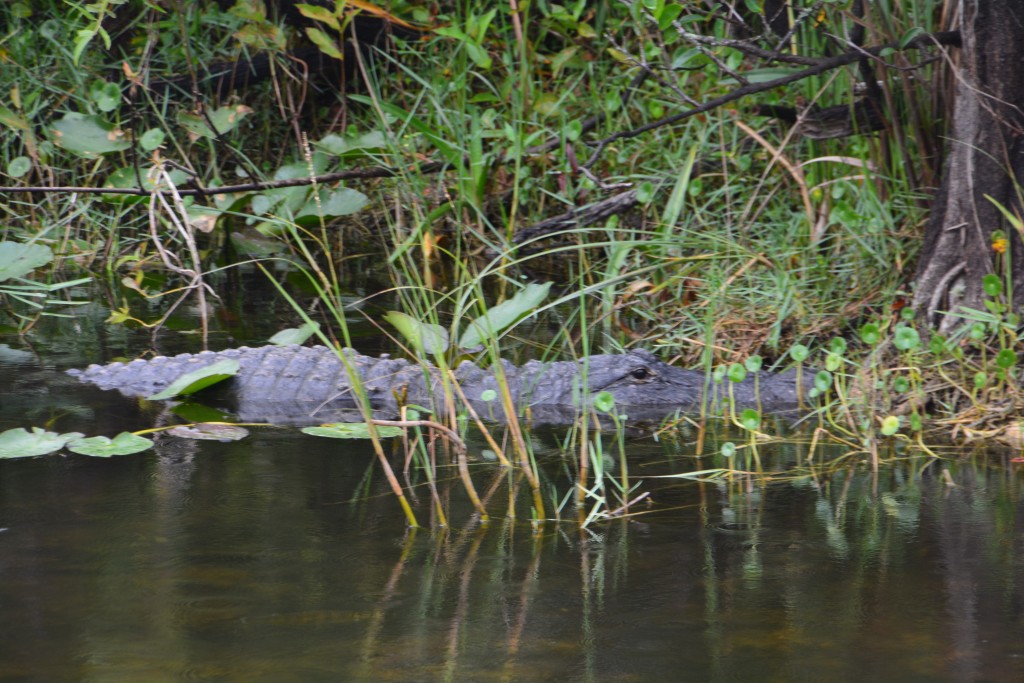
(2, 424, 1024, 682)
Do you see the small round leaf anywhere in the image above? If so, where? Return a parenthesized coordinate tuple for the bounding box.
(893, 326, 920, 351)
(880, 415, 901, 436)
(790, 344, 809, 362)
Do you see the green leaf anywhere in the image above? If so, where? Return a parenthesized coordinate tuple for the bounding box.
(176, 105, 253, 139)
(457, 282, 552, 350)
(269, 322, 320, 346)
(996, 349, 1017, 369)
(593, 391, 616, 414)
(147, 359, 240, 400)
(636, 181, 656, 204)
(789, 344, 809, 362)
(727, 363, 747, 383)
(744, 355, 763, 373)
(315, 130, 387, 156)
(301, 423, 404, 439)
(880, 415, 901, 436)
(8, 156, 32, 177)
(296, 3, 340, 30)
(0, 241, 53, 281)
(89, 80, 122, 112)
(893, 326, 920, 351)
(66, 432, 153, 457)
(859, 323, 881, 345)
(295, 186, 369, 223)
(740, 409, 761, 431)
(464, 41, 493, 69)
(813, 370, 832, 393)
(139, 128, 166, 151)
(0, 427, 83, 459)
(305, 26, 344, 60)
(720, 442, 736, 458)
(982, 273, 1003, 297)
(384, 311, 449, 354)
(50, 113, 130, 156)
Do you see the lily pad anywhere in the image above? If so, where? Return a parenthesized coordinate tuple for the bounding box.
(66, 432, 152, 457)
(167, 423, 249, 441)
(0, 427, 84, 459)
(50, 113, 130, 156)
(147, 358, 240, 400)
(302, 423, 404, 439)
(0, 241, 53, 281)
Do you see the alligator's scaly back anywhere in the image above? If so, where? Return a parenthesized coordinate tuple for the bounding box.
(69, 345, 809, 424)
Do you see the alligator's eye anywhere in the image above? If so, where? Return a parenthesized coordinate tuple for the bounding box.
(630, 367, 652, 381)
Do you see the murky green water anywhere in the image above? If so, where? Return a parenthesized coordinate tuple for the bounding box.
(3, 339, 1024, 682)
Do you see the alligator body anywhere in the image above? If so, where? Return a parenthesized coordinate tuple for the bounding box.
(68, 345, 809, 425)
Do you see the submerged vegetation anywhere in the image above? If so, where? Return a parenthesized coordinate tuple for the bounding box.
(1, 1, 1022, 524)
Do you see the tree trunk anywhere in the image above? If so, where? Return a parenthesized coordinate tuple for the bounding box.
(912, 0, 1024, 331)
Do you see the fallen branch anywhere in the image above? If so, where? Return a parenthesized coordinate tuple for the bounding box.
(2, 161, 447, 197)
(512, 189, 639, 244)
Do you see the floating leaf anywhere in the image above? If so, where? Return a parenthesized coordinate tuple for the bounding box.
(0, 241, 53, 281)
(66, 432, 152, 457)
(167, 423, 249, 441)
(384, 311, 449, 354)
(0, 427, 83, 459)
(147, 359, 240, 400)
(302, 423, 404, 439)
(50, 113, 130, 156)
(269, 323, 320, 346)
(457, 282, 552, 350)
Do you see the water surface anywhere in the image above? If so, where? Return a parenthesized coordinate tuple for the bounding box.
(2, 344, 1023, 682)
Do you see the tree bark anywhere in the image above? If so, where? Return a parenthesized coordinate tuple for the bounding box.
(912, 0, 1024, 331)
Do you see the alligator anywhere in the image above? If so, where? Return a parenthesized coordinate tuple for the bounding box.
(68, 345, 810, 425)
